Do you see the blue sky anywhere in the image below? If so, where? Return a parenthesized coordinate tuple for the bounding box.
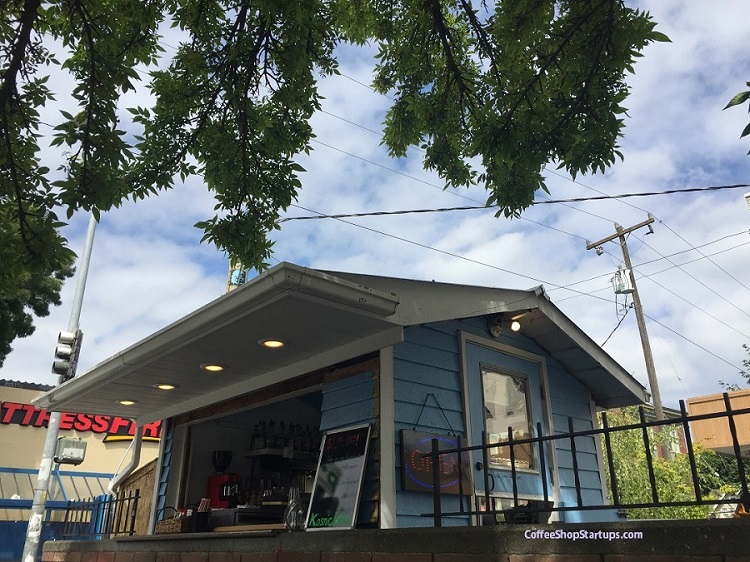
(3, 0, 750, 409)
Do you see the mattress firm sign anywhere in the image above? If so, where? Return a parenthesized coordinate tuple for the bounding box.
(0, 401, 162, 442)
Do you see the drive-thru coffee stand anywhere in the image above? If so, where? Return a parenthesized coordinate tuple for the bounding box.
(34, 262, 659, 558)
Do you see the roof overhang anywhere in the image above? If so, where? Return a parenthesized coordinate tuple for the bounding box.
(35, 263, 646, 423)
(326, 271, 649, 409)
(34, 263, 402, 424)
(522, 297, 649, 408)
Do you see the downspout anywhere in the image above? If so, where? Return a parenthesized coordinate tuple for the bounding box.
(108, 423, 143, 493)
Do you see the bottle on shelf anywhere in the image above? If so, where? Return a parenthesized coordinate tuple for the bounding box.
(268, 419, 277, 449)
(286, 421, 295, 449)
(302, 424, 311, 453)
(252, 423, 265, 450)
(294, 424, 302, 452)
(257, 421, 267, 449)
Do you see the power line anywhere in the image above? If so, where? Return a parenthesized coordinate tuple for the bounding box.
(281, 202, 744, 374)
(289, 204, 582, 295)
(644, 312, 742, 371)
(655, 219, 750, 293)
(601, 304, 632, 347)
(281, 183, 750, 222)
(638, 272, 750, 339)
(303, 75, 750, 374)
(548, 234, 750, 297)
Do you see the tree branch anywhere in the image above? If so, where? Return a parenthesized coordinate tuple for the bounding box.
(0, 0, 41, 111)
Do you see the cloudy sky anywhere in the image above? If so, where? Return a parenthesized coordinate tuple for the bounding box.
(3, 1, 750, 410)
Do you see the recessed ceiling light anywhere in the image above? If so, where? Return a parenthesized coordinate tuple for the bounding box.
(200, 363, 225, 372)
(155, 383, 176, 390)
(119, 400, 136, 406)
(259, 339, 285, 349)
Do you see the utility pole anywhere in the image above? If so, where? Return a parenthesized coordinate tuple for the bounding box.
(586, 215, 671, 458)
(22, 214, 97, 562)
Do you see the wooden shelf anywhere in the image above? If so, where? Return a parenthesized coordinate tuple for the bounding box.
(244, 447, 286, 458)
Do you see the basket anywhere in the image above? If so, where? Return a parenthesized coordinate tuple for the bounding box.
(154, 507, 211, 534)
(154, 507, 193, 534)
(155, 517, 193, 534)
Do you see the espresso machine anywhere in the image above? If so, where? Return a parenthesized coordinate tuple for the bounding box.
(206, 450, 242, 508)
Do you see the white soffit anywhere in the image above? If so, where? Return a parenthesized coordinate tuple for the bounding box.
(34, 263, 401, 423)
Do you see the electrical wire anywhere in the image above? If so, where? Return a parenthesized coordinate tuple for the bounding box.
(548, 235, 750, 298)
(638, 273, 750, 339)
(281, 185, 750, 222)
(601, 303, 632, 347)
(317, 86, 750, 326)
(656, 220, 750, 293)
(288, 204, 605, 299)
(644, 313, 743, 371)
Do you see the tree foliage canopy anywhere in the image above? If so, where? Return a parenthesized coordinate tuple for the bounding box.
(725, 82, 750, 153)
(1, 0, 667, 363)
(602, 407, 719, 520)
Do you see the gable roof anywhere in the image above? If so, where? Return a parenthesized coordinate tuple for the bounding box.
(327, 271, 648, 408)
(34, 262, 646, 423)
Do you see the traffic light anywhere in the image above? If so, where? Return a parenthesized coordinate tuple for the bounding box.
(52, 330, 83, 383)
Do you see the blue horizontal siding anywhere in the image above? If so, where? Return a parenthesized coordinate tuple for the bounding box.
(393, 359, 460, 391)
(395, 341, 461, 372)
(546, 362, 606, 518)
(393, 324, 470, 527)
(389, 318, 609, 527)
(394, 380, 464, 411)
(319, 369, 378, 527)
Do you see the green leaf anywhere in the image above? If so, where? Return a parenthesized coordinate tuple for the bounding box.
(724, 91, 750, 110)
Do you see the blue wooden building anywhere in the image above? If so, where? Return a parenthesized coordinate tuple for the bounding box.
(36, 262, 648, 531)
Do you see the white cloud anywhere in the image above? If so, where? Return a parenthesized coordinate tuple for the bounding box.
(3, 1, 750, 410)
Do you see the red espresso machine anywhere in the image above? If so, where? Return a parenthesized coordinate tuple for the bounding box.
(206, 450, 242, 508)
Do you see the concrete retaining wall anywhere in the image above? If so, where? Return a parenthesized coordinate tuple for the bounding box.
(41, 520, 750, 562)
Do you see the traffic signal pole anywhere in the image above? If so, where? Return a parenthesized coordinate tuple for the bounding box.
(22, 214, 97, 562)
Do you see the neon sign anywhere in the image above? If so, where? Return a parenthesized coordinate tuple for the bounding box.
(400, 430, 472, 495)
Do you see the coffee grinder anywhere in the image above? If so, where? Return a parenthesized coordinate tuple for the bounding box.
(206, 450, 242, 508)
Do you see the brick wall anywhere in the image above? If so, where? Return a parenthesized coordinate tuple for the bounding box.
(42, 520, 750, 562)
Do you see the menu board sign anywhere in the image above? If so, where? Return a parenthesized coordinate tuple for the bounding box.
(400, 430, 472, 495)
(305, 424, 371, 531)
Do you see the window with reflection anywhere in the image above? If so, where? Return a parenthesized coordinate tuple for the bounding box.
(482, 368, 534, 469)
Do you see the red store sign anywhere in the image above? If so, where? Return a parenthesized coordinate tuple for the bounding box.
(0, 401, 161, 442)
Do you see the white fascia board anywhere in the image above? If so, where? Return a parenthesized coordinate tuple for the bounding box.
(536, 298, 648, 403)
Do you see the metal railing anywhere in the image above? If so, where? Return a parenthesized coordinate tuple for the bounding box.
(0, 467, 113, 512)
(62, 489, 140, 539)
(424, 394, 750, 525)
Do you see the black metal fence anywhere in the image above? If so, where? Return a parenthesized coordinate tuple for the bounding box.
(62, 489, 140, 538)
(425, 393, 750, 526)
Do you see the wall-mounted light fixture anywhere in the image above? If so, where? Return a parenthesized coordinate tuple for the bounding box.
(488, 315, 503, 337)
(488, 314, 525, 336)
